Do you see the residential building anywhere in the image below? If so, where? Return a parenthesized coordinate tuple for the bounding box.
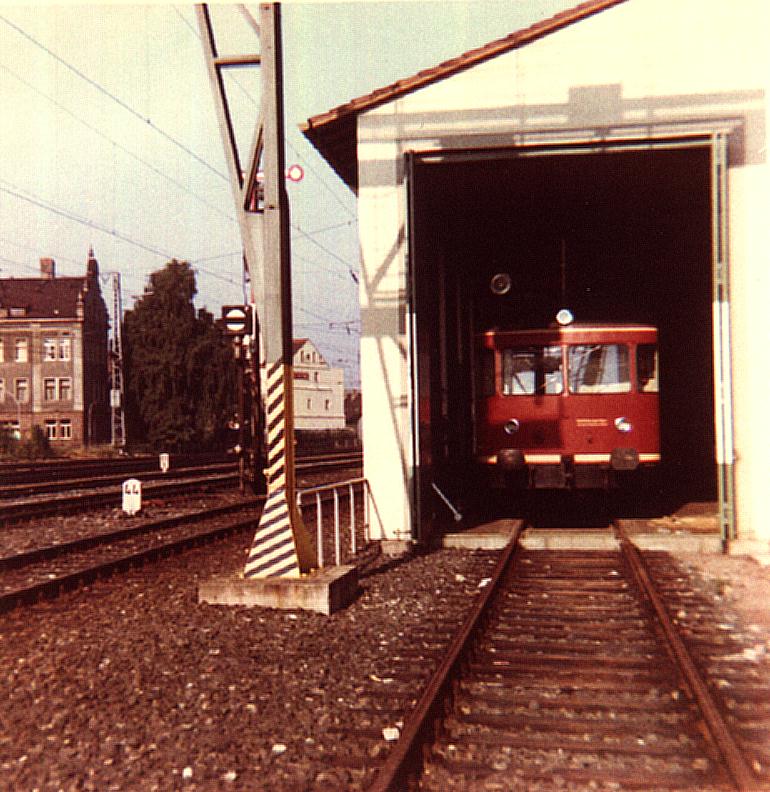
(0, 252, 110, 446)
(292, 338, 345, 430)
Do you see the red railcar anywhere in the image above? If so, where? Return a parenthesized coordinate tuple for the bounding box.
(476, 323, 659, 489)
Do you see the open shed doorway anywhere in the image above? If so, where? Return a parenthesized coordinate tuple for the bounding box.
(407, 141, 723, 536)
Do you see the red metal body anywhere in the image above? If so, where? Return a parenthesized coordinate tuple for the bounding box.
(476, 324, 659, 488)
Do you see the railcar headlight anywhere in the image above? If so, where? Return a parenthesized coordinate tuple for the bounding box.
(504, 418, 520, 435)
(614, 416, 632, 433)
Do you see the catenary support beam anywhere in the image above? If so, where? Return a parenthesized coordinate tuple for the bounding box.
(197, 3, 316, 575)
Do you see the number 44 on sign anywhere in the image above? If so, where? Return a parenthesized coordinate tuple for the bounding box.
(122, 478, 142, 516)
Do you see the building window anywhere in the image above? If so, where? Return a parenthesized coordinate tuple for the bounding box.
(0, 340, 4, 363)
(45, 420, 57, 439)
(324, 399, 330, 411)
(0, 379, 4, 401)
(58, 378, 72, 401)
(44, 338, 57, 361)
(44, 378, 56, 400)
(14, 339, 28, 362)
(314, 372, 319, 382)
(59, 337, 71, 361)
(59, 420, 72, 440)
(306, 398, 312, 410)
(15, 379, 29, 403)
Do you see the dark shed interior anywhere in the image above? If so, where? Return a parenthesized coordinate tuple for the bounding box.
(408, 144, 716, 523)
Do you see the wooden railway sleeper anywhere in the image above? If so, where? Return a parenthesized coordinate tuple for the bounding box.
(365, 536, 766, 792)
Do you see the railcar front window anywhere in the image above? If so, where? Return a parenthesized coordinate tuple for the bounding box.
(568, 344, 630, 394)
(502, 346, 563, 395)
(637, 344, 659, 393)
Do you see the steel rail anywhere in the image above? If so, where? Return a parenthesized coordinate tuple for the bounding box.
(0, 516, 259, 614)
(0, 463, 236, 499)
(0, 482, 370, 612)
(0, 454, 358, 497)
(0, 452, 227, 481)
(0, 473, 239, 523)
(0, 498, 263, 572)
(0, 450, 359, 484)
(3, 483, 365, 572)
(0, 461, 362, 525)
(620, 537, 759, 792)
(367, 526, 522, 792)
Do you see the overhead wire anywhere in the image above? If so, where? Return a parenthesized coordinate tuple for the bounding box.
(3, 5, 360, 372)
(172, 4, 357, 224)
(294, 303, 359, 330)
(292, 219, 355, 238)
(180, 1, 362, 385)
(0, 236, 81, 267)
(0, 9, 244, 287)
(291, 222, 359, 276)
(292, 251, 354, 283)
(190, 250, 243, 264)
(0, 180, 175, 259)
(285, 135, 356, 221)
(172, 6, 358, 255)
(0, 254, 45, 275)
(0, 61, 235, 223)
(0, 12, 229, 184)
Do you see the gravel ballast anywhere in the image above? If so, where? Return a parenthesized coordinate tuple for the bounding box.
(2, 517, 770, 791)
(0, 533, 497, 791)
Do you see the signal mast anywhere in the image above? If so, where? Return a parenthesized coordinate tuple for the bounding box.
(108, 271, 126, 449)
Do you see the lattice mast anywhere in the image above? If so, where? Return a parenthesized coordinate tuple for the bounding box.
(109, 272, 126, 448)
(197, 2, 316, 577)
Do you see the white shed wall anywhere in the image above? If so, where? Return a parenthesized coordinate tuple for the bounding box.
(358, 139, 412, 539)
(357, 0, 769, 545)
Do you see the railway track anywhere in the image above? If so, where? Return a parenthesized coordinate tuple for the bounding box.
(0, 470, 240, 523)
(0, 477, 369, 613)
(0, 462, 236, 499)
(0, 450, 360, 492)
(362, 531, 764, 792)
(0, 452, 226, 485)
(0, 500, 262, 613)
(0, 451, 362, 524)
(4, 504, 764, 790)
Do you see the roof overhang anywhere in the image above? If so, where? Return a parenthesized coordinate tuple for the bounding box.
(300, 0, 630, 193)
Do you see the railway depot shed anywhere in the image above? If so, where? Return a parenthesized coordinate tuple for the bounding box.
(302, 0, 769, 553)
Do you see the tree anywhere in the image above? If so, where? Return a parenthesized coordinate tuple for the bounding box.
(123, 260, 236, 451)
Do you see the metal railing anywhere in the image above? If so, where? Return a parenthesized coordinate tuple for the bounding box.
(296, 477, 370, 568)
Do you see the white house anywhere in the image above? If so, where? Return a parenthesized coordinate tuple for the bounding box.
(292, 338, 345, 431)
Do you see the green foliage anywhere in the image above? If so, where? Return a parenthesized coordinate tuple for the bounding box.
(0, 426, 17, 456)
(122, 260, 237, 452)
(0, 425, 53, 460)
(22, 425, 53, 459)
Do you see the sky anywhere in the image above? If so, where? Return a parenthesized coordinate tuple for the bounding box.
(0, 0, 575, 388)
